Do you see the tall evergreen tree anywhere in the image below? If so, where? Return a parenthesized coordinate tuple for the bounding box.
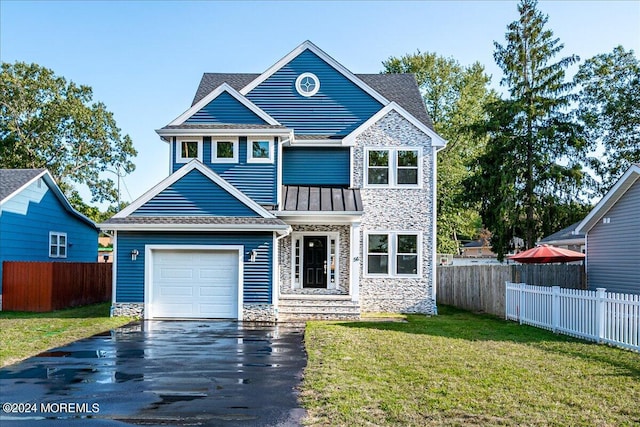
(382, 52, 494, 254)
(464, 0, 588, 259)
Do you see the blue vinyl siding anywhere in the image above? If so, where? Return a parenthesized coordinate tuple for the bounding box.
(171, 137, 277, 205)
(185, 91, 268, 125)
(0, 179, 98, 290)
(132, 169, 259, 217)
(246, 49, 383, 135)
(283, 147, 350, 185)
(115, 232, 273, 304)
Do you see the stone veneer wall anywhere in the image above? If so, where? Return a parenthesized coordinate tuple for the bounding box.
(111, 302, 276, 322)
(279, 224, 351, 294)
(353, 110, 436, 314)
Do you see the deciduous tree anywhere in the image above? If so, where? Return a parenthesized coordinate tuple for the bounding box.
(0, 62, 136, 220)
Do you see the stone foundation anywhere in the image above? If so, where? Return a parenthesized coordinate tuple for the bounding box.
(111, 303, 144, 318)
(243, 304, 276, 322)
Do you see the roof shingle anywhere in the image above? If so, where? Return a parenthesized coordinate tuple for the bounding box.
(0, 169, 46, 202)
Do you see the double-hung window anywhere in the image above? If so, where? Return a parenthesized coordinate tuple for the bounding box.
(365, 147, 421, 187)
(49, 231, 67, 258)
(365, 231, 420, 277)
(212, 138, 239, 163)
(176, 137, 203, 163)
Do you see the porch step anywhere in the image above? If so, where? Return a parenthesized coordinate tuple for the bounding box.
(277, 296, 360, 322)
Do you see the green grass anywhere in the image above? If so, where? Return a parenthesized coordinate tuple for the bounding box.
(0, 303, 134, 367)
(301, 306, 640, 426)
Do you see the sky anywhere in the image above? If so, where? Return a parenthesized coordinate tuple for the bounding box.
(1, 0, 639, 208)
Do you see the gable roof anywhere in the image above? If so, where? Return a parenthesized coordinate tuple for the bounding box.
(112, 160, 276, 220)
(0, 168, 46, 203)
(342, 102, 446, 147)
(576, 164, 640, 233)
(0, 168, 97, 229)
(168, 83, 280, 127)
(193, 73, 435, 131)
(239, 41, 390, 105)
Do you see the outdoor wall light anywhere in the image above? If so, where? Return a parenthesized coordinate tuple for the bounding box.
(250, 249, 258, 263)
(130, 249, 139, 261)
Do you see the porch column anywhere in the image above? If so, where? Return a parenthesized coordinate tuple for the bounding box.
(349, 222, 361, 302)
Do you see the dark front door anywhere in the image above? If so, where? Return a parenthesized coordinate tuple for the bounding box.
(303, 236, 327, 288)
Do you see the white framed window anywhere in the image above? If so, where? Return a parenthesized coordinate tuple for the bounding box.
(295, 72, 320, 97)
(290, 232, 339, 289)
(364, 231, 421, 278)
(248, 138, 274, 164)
(365, 147, 422, 188)
(212, 138, 239, 163)
(49, 231, 67, 258)
(176, 137, 203, 163)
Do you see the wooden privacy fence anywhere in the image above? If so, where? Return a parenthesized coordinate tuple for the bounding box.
(436, 264, 585, 316)
(2, 262, 112, 312)
(506, 283, 639, 352)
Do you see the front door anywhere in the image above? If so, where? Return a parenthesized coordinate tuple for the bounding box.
(303, 236, 327, 288)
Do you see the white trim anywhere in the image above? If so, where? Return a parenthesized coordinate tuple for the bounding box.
(112, 160, 275, 219)
(364, 147, 423, 189)
(211, 138, 239, 163)
(247, 138, 274, 164)
(343, 102, 446, 147)
(239, 40, 389, 106)
(349, 222, 361, 302)
(431, 146, 438, 303)
(99, 223, 290, 233)
(349, 146, 354, 188)
(111, 231, 118, 310)
(175, 137, 203, 164)
(48, 231, 68, 259)
(290, 231, 340, 290)
(272, 232, 279, 308)
(144, 244, 244, 320)
(576, 165, 640, 233)
(287, 138, 344, 147)
(276, 138, 284, 208)
(295, 72, 320, 97)
(363, 230, 422, 278)
(157, 128, 293, 138)
(168, 83, 280, 126)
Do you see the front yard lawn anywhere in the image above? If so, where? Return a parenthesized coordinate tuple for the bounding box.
(0, 303, 133, 367)
(302, 306, 640, 426)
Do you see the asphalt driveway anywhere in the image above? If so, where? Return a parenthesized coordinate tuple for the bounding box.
(0, 321, 306, 426)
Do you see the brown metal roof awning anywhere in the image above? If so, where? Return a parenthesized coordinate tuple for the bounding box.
(281, 185, 363, 212)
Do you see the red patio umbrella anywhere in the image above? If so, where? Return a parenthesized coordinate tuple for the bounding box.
(508, 244, 585, 264)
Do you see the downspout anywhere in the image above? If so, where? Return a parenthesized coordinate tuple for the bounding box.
(432, 144, 447, 315)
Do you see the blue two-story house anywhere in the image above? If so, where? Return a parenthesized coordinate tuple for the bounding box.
(102, 41, 446, 321)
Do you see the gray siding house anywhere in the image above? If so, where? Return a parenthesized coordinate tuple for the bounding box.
(576, 165, 640, 295)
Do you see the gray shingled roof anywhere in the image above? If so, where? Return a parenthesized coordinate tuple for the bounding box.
(0, 169, 46, 202)
(192, 73, 434, 131)
(282, 185, 363, 212)
(102, 216, 287, 226)
(539, 222, 585, 243)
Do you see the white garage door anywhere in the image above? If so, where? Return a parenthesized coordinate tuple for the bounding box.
(150, 250, 239, 319)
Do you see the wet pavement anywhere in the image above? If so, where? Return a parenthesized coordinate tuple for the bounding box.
(0, 321, 307, 426)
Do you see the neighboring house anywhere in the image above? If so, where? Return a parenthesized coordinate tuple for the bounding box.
(461, 239, 495, 258)
(98, 235, 113, 263)
(576, 164, 640, 295)
(538, 221, 585, 253)
(101, 41, 446, 321)
(0, 169, 99, 291)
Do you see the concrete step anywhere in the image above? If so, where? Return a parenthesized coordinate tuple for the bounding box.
(277, 296, 361, 321)
(278, 312, 361, 322)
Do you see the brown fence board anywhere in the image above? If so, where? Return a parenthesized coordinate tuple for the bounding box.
(436, 264, 584, 317)
(2, 262, 112, 312)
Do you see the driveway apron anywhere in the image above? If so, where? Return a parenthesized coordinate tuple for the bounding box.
(0, 321, 307, 426)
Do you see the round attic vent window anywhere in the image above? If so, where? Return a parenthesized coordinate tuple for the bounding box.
(295, 73, 320, 97)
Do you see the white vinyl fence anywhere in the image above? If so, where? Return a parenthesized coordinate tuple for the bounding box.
(505, 282, 639, 352)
